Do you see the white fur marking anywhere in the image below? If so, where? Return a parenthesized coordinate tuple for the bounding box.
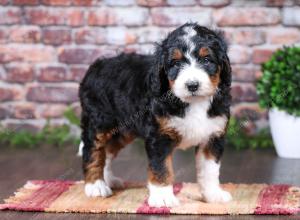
(182, 26, 197, 52)
(167, 99, 227, 149)
(104, 153, 124, 188)
(77, 141, 84, 156)
(84, 179, 113, 197)
(172, 64, 215, 101)
(148, 183, 179, 207)
(196, 153, 232, 203)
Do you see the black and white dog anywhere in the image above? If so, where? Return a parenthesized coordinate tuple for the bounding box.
(79, 22, 232, 207)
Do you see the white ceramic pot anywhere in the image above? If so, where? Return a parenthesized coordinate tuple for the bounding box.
(269, 108, 300, 158)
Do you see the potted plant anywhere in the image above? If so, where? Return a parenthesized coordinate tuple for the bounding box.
(257, 46, 300, 158)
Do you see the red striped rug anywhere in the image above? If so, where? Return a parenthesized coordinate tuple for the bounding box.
(1, 180, 300, 215)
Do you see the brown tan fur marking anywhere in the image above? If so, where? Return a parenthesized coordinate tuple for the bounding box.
(85, 131, 112, 183)
(209, 67, 221, 89)
(156, 117, 181, 144)
(172, 48, 183, 60)
(85, 147, 106, 183)
(199, 47, 209, 57)
(106, 133, 135, 157)
(148, 154, 174, 185)
(203, 147, 215, 160)
(94, 132, 112, 149)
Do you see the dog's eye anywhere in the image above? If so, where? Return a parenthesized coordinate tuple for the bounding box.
(203, 57, 211, 65)
(172, 60, 181, 67)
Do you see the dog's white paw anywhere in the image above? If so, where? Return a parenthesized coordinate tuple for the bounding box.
(84, 179, 113, 197)
(147, 184, 180, 207)
(105, 175, 124, 189)
(202, 188, 232, 203)
(148, 192, 179, 207)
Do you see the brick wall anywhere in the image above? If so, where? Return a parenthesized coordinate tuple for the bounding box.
(0, 0, 300, 132)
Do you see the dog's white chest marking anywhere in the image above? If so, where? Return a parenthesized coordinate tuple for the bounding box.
(167, 100, 227, 149)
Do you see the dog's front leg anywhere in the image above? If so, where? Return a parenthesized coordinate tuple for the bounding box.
(195, 136, 232, 203)
(145, 136, 179, 207)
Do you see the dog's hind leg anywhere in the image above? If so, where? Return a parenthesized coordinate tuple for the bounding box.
(83, 131, 113, 197)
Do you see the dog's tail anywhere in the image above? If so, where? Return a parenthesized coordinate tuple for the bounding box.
(77, 141, 84, 156)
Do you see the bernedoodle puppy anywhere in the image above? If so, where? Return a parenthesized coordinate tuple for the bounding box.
(79, 22, 232, 207)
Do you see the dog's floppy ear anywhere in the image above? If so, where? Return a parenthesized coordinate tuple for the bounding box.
(149, 44, 169, 96)
(216, 31, 231, 88)
(220, 53, 231, 88)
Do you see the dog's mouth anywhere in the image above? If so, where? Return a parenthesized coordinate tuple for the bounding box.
(182, 94, 210, 103)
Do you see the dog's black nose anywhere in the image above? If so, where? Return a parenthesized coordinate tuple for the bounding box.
(186, 81, 199, 92)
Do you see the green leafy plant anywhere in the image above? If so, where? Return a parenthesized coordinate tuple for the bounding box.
(0, 108, 81, 148)
(257, 46, 300, 116)
(226, 117, 274, 150)
(0, 121, 80, 149)
(64, 107, 80, 126)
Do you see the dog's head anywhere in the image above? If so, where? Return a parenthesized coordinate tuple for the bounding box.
(152, 23, 231, 103)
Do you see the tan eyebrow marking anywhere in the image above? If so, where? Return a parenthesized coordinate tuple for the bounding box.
(199, 47, 209, 57)
(172, 48, 183, 60)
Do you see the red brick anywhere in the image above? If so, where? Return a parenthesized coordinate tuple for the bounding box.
(232, 103, 267, 121)
(231, 83, 258, 102)
(231, 65, 256, 82)
(43, 28, 71, 45)
(42, 0, 72, 5)
(0, 106, 9, 119)
(5, 121, 43, 133)
(0, 0, 9, 5)
(88, 8, 148, 26)
(0, 29, 6, 43)
(12, 0, 39, 5)
(38, 66, 68, 82)
(88, 9, 109, 26)
(25, 8, 84, 26)
(137, 0, 166, 6)
(0, 87, 14, 102)
(38, 104, 67, 118)
(228, 46, 251, 64)
(255, 69, 263, 80)
(266, 0, 294, 6)
(0, 45, 56, 63)
(198, 0, 230, 7)
(252, 48, 276, 64)
(9, 26, 41, 43)
(266, 28, 300, 44)
(58, 47, 101, 64)
(230, 29, 265, 46)
(5, 64, 34, 83)
(11, 103, 36, 119)
(72, 0, 94, 5)
(74, 28, 106, 44)
(151, 8, 212, 26)
(66, 9, 85, 26)
(69, 66, 87, 82)
(0, 8, 22, 24)
(215, 8, 280, 26)
(27, 86, 79, 103)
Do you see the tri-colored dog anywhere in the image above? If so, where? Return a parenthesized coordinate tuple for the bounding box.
(78, 22, 232, 207)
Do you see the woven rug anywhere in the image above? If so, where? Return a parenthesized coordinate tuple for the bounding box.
(1, 180, 300, 215)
